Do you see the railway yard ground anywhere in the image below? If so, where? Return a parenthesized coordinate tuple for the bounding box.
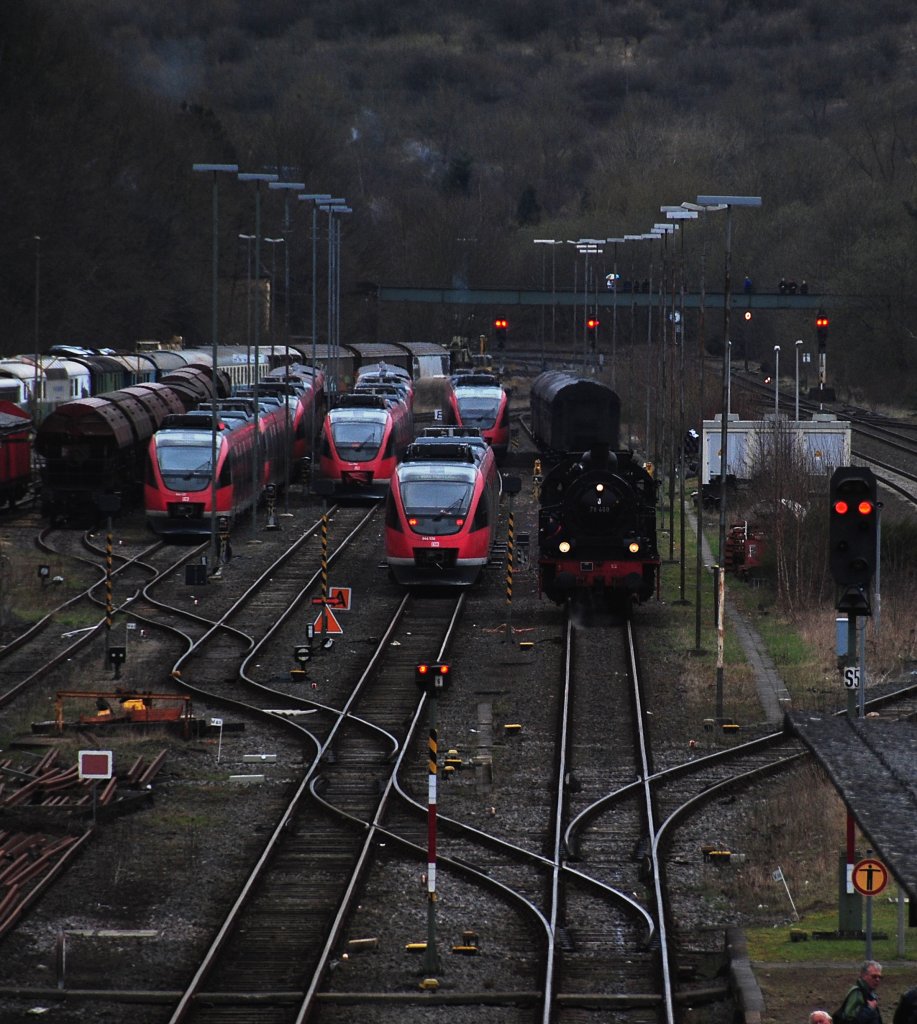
(1, 408, 916, 1021)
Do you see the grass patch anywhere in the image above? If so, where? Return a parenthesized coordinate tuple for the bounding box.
(746, 897, 917, 962)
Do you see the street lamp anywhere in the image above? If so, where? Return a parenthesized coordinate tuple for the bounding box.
(533, 239, 562, 371)
(263, 237, 285, 357)
(695, 193, 762, 722)
(662, 208, 699, 604)
(33, 235, 41, 418)
(239, 234, 256, 383)
(794, 339, 803, 421)
(773, 345, 781, 418)
(238, 170, 280, 527)
(319, 201, 351, 399)
(297, 193, 332, 486)
(268, 181, 305, 348)
(569, 240, 603, 372)
(192, 162, 239, 566)
(605, 237, 626, 389)
(678, 201, 725, 654)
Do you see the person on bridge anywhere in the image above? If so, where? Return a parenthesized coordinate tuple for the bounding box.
(836, 961, 883, 1024)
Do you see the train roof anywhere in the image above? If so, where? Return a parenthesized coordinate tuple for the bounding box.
(106, 386, 182, 431)
(355, 360, 411, 380)
(402, 437, 487, 465)
(453, 373, 501, 388)
(0, 400, 31, 432)
(159, 367, 220, 406)
(531, 370, 616, 401)
(336, 391, 394, 410)
(396, 341, 448, 355)
(132, 382, 187, 418)
(0, 360, 40, 382)
(35, 397, 135, 451)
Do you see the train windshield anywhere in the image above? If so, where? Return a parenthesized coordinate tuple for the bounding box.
(456, 393, 501, 429)
(400, 479, 474, 535)
(156, 442, 213, 491)
(330, 420, 385, 462)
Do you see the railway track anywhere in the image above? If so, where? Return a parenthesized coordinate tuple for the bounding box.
(167, 591, 467, 1023)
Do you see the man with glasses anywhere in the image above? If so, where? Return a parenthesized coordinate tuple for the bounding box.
(837, 960, 884, 1024)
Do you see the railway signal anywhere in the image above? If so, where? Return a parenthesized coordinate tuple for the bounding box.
(816, 312, 829, 351)
(415, 663, 451, 694)
(493, 318, 508, 350)
(587, 317, 600, 351)
(829, 466, 878, 614)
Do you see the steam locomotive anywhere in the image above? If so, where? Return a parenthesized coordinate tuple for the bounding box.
(532, 372, 660, 607)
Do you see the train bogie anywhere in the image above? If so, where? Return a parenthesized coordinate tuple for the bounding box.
(385, 433, 501, 586)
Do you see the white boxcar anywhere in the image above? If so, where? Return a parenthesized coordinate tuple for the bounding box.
(702, 413, 851, 484)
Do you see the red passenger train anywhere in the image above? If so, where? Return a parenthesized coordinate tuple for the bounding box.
(452, 373, 510, 462)
(319, 392, 413, 498)
(0, 401, 32, 508)
(384, 428, 501, 586)
(144, 391, 295, 534)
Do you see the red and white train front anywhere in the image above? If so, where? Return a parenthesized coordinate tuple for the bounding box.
(144, 409, 258, 534)
(453, 375, 510, 461)
(385, 434, 500, 585)
(319, 393, 413, 497)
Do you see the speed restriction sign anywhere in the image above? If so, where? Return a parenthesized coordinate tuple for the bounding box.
(842, 666, 860, 689)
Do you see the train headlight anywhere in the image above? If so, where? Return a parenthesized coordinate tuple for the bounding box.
(628, 541, 641, 554)
(595, 483, 604, 493)
(558, 540, 571, 554)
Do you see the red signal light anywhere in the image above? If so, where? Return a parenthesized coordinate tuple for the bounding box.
(816, 315, 830, 329)
(833, 500, 849, 515)
(587, 318, 600, 329)
(494, 318, 508, 330)
(417, 663, 429, 675)
(857, 500, 874, 516)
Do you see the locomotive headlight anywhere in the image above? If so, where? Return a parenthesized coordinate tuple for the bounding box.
(628, 541, 641, 554)
(595, 483, 604, 493)
(558, 540, 572, 554)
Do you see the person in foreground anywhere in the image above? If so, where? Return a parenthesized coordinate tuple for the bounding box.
(836, 960, 883, 1024)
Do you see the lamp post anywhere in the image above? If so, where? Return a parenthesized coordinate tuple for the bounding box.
(662, 207, 698, 604)
(239, 234, 256, 383)
(606, 237, 626, 389)
(192, 162, 239, 568)
(569, 239, 603, 372)
(651, 222, 677, 547)
(622, 234, 655, 450)
(32, 235, 41, 418)
(773, 345, 781, 418)
(794, 339, 803, 421)
(679, 201, 724, 654)
(268, 181, 305, 349)
(319, 201, 351, 400)
(297, 194, 332, 487)
(695, 194, 762, 722)
(263, 237, 285, 358)
(238, 171, 279, 527)
(533, 239, 562, 371)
